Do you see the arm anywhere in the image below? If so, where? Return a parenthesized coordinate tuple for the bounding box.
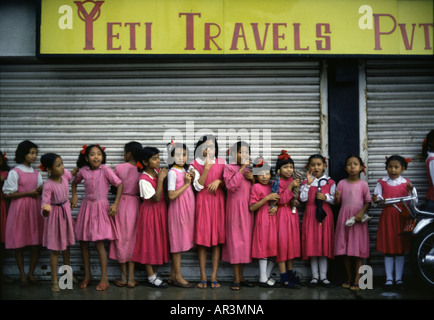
(71, 181, 78, 209)
(109, 183, 123, 216)
(151, 169, 167, 202)
(168, 171, 192, 201)
(249, 192, 280, 212)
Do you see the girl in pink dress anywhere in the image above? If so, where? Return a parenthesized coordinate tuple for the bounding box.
(109, 141, 142, 288)
(166, 142, 195, 288)
(132, 147, 170, 288)
(0, 151, 10, 282)
(372, 155, 415, 290)
(189, 135, 225, 289)
(250, 158, 280, 288)
(334, 155, 371, 291)
(422, 130, 434, 212)
(222, 141, 255, 291)
(274, 150, 302, 289)
(71, 144, 123, 291)
(40, 153, 76, 292)
(2, 140, 43, 286)
(300, 154, 336, 288)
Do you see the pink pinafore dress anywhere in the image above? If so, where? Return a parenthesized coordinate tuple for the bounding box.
(5, 167, 44, 249)
(0, 170, 9, 243)
(132, 170, 170, 265)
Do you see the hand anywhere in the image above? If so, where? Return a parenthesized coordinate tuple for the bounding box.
(70, 195, 78, 209)
(290, 198, 300, 207)
(109, 203, 118, 216)
(41, 204, 51, 217)
(244, 171, 253, 182)
(29, 189, 40, 198)
(207, 180, 221, 194)
(268, 206, 278, 216)
(306, 170, 314, 185)
(406, 182, 413, 192)
(188, 169, 196, 180)
(316, 192, 326, 201)
(204, 157, 214, 170)
(158, 168, 168, 181)
(355, 210, 364, 222)
(335, 190, 341, 202)
(290, 178, 301, 189)
(372, 194, 378, 203)
(184, 172, 192, 184)
(266, 193, 280, 202)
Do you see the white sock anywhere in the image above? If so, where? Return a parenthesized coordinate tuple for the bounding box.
(319, 256, 328, 281)
(266, 259, 275, 278)
(259, 259, 268, 283)
(148, 273, 156, 283)
(310, 257, 319, 282)
(384, 256, 394, 282)
(395, 255, 405, 283)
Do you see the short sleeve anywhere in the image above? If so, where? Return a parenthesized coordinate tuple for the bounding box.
(73, 168, 84, 184)
(2, 170, 19, 194)
(104, 165, 122, 187)
(249, 184, 261, 206)
(167, 170, 177, 191)
(139, 178, 155, 199)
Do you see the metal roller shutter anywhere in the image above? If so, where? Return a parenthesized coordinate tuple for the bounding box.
(365, 59, 434, 276)
(0, 60, 322, 282)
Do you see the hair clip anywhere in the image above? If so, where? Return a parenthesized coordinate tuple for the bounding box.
(96, 144, 106, 152)
(404, 157, 412, 164)
(278, 150, 291, 160)
(81, 145, 88, 155)
(39, 163, 45, 172)
(1, 152, 7, 161)
(361, 163, 367, 175)
(136, 161, 144, 170)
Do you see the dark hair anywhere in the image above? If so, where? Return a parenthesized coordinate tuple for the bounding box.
(422, 130, 434, 158)
(136, 147, 160, 172)
(307, 154, 327, 166)
(385, 155, 409, 170)
(166, 142, 190, 170)
(275, 150, 295, 172)
(15, 140, 38, 164)
(228, 141, 251, 164)
(76, 144, 107, 168)
(0, 151, 10, 171)
(124, 141, 143, 162)
(40, 153, 61, 172)
(194, 135, 219, 160)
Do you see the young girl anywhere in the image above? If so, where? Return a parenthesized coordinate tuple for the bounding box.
(189, 135, 225, 289)
(40, 153, 76, 292)
(334, 155, 371, 291)
(2, 140, 44, 286)
(300, 154, 336, 288)
(274, 150, 301, 289)
(132, 147, 170, 288)
(71, 144, 123, 291)
(109, 141, 142, 288)
(0, 151, 10, 282)
(249, 157, 280, 288)
(423, 130, 434, 212)
(166, 141, 195, 288)
(372, 155, 416, 290)
(222, 141, 255, 291)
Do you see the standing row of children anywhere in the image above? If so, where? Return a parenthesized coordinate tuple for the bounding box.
(1, 130, 433, 292)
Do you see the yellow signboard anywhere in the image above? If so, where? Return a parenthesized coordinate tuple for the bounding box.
(39, 0, 434, 55)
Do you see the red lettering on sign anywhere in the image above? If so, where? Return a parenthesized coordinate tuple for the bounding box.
(74, 0, 104, 50)
(179, 12, 201, 50)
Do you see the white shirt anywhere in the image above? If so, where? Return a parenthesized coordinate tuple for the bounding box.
(2, 164, 43, 194)
(138, 170, 158, 200)
(300, 174, 335, 204)
(373, 175, 418, 202)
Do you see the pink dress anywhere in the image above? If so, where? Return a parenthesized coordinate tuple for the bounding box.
(109, 163, 140, 263)
(0, 171, 9, 244)
(250, 183, 277, 259)
(276, 177, 301, 262)
(334, 179, 371, 258)
(222, 164, 253, 264)
(301, 178, 335, 260)
(376, 179, 412, 254)
(132, 171, 170, 265)
(167, 167, 195, 253)
(191, 158, 225, 247)
(5, 167, 44, 249)
(73, 165, 121, 242)
(41, 170, 75, 251)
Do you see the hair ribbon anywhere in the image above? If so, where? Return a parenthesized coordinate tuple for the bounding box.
(81, 145, 88, 155)
(136, 161, 144, 170)
(278, 150, 291, 160)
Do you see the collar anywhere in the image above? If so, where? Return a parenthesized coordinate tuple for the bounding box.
(381, 175, 407, 184)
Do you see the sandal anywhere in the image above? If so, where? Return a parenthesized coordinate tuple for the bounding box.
(197, 280, 207, 289)
(114, 279, 127, 287)
(211, 281, 221, 289)
(341, 281, 351, 289)
(51, 281, 60, 292)
(230, 282, 241, 291)
(350, 283, 360, 291)
(127, 280, 139, 288)
(79, 279, 91, 289)
(96, 282, 109, 291)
